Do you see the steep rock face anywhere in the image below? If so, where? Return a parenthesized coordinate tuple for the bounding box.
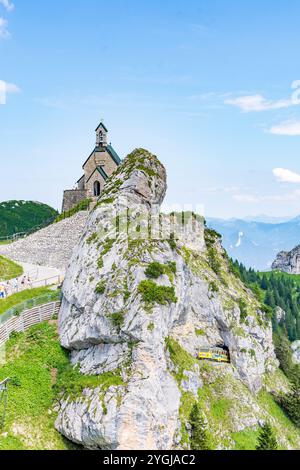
(272, 245, 300, 274)
(56, 149, 278, 450)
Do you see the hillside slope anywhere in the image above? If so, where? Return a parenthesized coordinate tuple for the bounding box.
(0, 322, 76, 450)
(0, 201, 58, 238)
(0, 212, 89, 272)
(54, 149, 300, 450)
(0, 255, 23, 281)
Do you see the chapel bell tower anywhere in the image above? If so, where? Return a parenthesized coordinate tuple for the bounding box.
(95, 121, 108, 148)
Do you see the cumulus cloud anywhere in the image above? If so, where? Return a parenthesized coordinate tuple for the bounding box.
(225, 81, 300, 112)
(273, 168, 300, 184)
(0, 1, 14, 12)
(269, 121, 300, 136)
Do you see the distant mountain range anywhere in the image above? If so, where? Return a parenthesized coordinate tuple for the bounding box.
(207, 215, 300, 271)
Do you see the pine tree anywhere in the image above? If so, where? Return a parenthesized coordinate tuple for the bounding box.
(256, 423, 278, 450)
(189, 404, 210, 450)
(280, 384, 300, 427)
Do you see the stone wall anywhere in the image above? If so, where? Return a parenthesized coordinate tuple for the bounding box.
(62, 189, 88, 213)
(0, 211, 89, 272)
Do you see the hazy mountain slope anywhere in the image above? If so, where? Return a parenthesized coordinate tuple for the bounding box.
(0, 200, 58, 238)
(207, 217, 300, 271)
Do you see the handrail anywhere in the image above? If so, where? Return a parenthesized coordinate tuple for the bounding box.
(0, 378, 9, 389)
(0, 291, 62, 325)
(0, 300, 61, 348)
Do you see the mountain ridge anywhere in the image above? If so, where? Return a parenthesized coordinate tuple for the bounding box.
(207, 216, 300, 271)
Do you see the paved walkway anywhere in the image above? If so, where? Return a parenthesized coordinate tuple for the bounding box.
(0, 262, 65, 298)
(20, 262, 64, 286)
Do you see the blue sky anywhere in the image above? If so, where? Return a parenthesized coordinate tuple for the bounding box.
(1, 0, 300, 218)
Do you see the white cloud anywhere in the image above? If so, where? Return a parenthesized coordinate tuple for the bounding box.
(233, 190, 300, 204)
(0, 17, 9, 37)
(2, 81, 20, 93)
(0, 0, 14, 12)
(0, 80, 20, 103)
(225, 94, 297, 112)
(270, 121, 300, 136)
(233, 194, 260, 203)
(225, 81, 300, 112)
(273, 168, 300, 183)
(267, 190, 300, 202)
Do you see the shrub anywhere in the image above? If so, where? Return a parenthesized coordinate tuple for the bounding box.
(86, 233, 98, 245)
(209, 281, 219, 294)
(167, 262, 177, 275)
(238, 298, 248, 323)
(195, 329, 205, 337)
(204, 228, 222, 248)
(168, 233, 177, 251)
(145, 261, 177, 280)
(145, 262, 165, 279)
(207, 248, 221, 275)
(138, 280, 177, 305)
(95, 281, 105, 295)
(55, 198, 92, 223)
(110, 311, 125, 330)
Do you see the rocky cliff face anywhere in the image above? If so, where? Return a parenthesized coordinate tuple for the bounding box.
(56, 149, 278, 450)
(272, 245, 300, 274)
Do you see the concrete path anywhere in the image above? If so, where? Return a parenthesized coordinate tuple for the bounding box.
(0, 262, 65, 298)
(20, 262, 65, 288)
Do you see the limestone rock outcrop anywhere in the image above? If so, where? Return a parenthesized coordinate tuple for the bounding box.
(0, 212, 88, 272)
(272, 245, 300, 274)
(56, 149, 278, 450)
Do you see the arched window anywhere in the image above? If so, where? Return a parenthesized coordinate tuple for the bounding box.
(94, 181, 101, 197)
(99, 131, 103, 144)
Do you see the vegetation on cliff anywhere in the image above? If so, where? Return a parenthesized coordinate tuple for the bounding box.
(55, 198, 92, 223)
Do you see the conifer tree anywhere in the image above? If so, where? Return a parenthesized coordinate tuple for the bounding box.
(256, 423, 278, 450)
(189, 404, 210, 450)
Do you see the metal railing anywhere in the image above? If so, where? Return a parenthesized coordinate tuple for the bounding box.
(1, 274, 64, 298)
(0, 291, 62, 326)
(0, 300, 61, 348)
